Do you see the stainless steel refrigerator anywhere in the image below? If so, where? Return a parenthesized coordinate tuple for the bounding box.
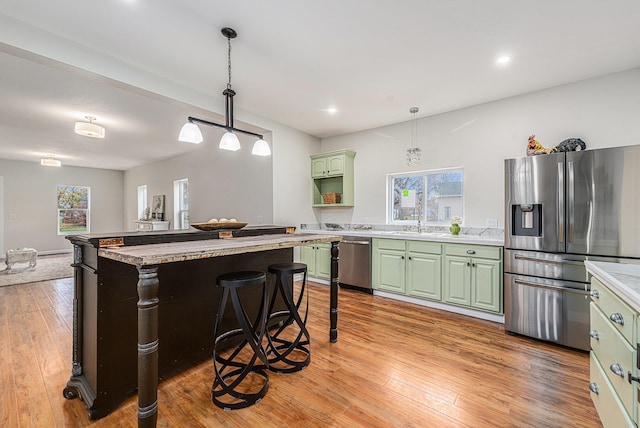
(504, 145, 640, 351)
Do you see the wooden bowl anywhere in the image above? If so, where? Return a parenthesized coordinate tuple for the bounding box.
(190, 222, 248, 231)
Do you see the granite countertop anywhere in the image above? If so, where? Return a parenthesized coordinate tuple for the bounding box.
(300, 229, 503, 246)
(98, 233, 342, 267)
(585, 261, 640, 312)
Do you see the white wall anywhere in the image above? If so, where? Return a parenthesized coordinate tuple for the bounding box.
(0, 160, 124, 253)
(124, 122, 322, 231)
(320, 68, 640, 227)
(124, 132, 274, 229)
(0, 176, 4, 255)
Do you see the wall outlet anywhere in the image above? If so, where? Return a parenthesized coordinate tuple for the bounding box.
(256, 215, 263, 224)
(364, 217, 369, 224)
(8, 213, 16, 220)
(487, 218, 498, 228)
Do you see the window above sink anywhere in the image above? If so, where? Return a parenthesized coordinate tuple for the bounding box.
(387, 167, 464, 225)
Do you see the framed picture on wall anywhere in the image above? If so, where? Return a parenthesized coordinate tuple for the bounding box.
(57, 185, 90, 234)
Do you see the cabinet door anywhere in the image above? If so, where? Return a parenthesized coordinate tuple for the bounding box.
(300, 245, 317, 276)
(374, 249, 406, 293)
(326, 154, 345, 176)
(471, 259, 502, 312)
(443, 256, 470, 306)
(315, 243, 332, 280)
(407, 252, 441, 300)
(311, 158, 327, 178)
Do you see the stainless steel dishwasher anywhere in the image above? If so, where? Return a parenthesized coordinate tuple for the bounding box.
(338, 236, 372, 293)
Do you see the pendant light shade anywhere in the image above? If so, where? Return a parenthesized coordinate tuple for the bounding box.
(75, 116, 105, 139)
(219, 131, 241, 151)
(178, 121, 204, 144)
(177, 27, 271, 156)
(251, 138, 271, 156)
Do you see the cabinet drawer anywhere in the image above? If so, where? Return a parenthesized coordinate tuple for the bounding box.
(591, 277, 635, 343)
(408, 240, 441, 255)
(590, 352, 635, 428)
(374, 238, 406, 251)
(590, 302, 635, 417)
(444, 244, 501, 260)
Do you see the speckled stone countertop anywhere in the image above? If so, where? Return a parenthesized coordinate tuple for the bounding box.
(299, 228, 503, 246)
(98, 233, 342, 267)
(585, 261, 640, 312)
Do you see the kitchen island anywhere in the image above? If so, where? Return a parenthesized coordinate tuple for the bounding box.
(63, 228, 341, 427)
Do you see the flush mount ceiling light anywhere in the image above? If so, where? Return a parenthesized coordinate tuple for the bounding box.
(75, 116, 105, 139)
(40, 154, 61, 167)
(406, 107, 421, 166)
(178, 27, 271, 157)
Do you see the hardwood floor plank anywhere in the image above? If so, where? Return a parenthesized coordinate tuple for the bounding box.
(0, 279, 602, 427)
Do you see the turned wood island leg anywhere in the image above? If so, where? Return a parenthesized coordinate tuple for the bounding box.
(137, 265, 159, 428)
(330, 241, 339, 342)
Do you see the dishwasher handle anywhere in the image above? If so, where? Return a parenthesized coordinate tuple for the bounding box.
(341, 240, 371, 245)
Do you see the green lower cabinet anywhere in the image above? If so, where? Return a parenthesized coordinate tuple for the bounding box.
(443, 244, 502, 313)
(300, 243, 331, 279)
(373, 239, 502, 314)
(471, 259, 502, 312)
(443, 256, 471, 306)
(407, 251, 442, 300)
(372, 239, 442, 300)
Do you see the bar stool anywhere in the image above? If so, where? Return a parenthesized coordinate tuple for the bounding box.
(212, 271, 269, 410)
(265, 262, 311, 373)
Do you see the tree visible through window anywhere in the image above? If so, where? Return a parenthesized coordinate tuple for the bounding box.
(57, 185, 90, 234)
(388, 168, 463, 224)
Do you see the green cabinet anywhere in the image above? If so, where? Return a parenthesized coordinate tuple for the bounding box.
(300, 243, 331, 279)
(372, 239, 442, 300)
(589, 276, 638, 427)
(442, 243, 502, 313)
(311, 153, 346, 178)
(311, 149, 355, 207)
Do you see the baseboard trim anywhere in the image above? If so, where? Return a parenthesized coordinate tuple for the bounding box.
(373, 290, 505, 324)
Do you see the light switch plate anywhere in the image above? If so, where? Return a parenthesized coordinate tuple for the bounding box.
(487, 218, 498, 228)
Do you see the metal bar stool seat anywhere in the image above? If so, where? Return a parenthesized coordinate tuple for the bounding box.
(266, 262, 311, 373)
(212, 271, 269, 410)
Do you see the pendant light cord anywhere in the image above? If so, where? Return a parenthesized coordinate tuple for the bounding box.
(227, 35, 232, 90)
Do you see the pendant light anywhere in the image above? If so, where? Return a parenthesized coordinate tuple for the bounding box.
(178, 27, 271, 156)
(406, 107, 421, 166)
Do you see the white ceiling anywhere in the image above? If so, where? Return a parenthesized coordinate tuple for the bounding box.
(1, 0, 640, 170)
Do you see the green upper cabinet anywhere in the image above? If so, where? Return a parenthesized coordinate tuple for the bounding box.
(310, 149, 355, 207)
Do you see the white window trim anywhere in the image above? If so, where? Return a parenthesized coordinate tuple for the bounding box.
(173, 178, 189, 230)
(386, 166, 464, 225)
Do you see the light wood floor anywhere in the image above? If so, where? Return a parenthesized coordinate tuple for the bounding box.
(0, 278, 601, 427)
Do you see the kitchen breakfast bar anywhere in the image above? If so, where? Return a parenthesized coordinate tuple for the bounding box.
(62, 227, 341, 427)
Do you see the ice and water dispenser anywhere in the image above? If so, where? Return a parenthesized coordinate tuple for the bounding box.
(511, 204, 542, 237)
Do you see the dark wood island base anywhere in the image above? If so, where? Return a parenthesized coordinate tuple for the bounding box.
(63, 227, 341, 427)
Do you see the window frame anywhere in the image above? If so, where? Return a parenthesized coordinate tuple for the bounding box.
(173, 178, 189, 230)
(386, 167, 464, 225)
(137, 185, 147, 220)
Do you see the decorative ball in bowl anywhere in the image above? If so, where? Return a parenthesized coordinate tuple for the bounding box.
(190, 218, 248, 231)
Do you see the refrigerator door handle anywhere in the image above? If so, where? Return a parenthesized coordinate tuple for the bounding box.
(513, 279, 589, 294)
(567, 160, 574, 243)
(558, 161, 564, 244)
(558, 162, 564, 242)
(513, 254, 585, 266)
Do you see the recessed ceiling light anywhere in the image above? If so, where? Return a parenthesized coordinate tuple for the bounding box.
(496, 55, 511, 65)
(327, 107, 337, 115)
